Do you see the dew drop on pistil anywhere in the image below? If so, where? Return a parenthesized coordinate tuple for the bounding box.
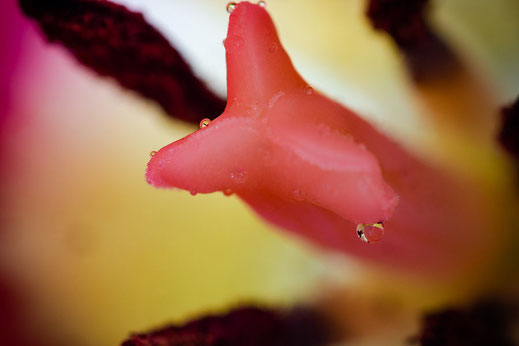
(304, 86, 314, 95)
(231, 169, 248, 184)
(356, 222, 384, 243)
(292, 189, 305, 201)
(226, 2, 236, 13)
(200, 118, 211, 129)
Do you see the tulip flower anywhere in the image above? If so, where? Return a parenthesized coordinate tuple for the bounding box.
(2, 0, 519, 345)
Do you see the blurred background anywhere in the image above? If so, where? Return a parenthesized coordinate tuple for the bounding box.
(1, 0, 518, 345)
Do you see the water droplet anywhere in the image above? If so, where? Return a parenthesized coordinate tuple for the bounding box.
(224, 35, 243, 53)
(304, 86, 314, 95)
(292, 189, 305, 201)
(200, 118, 211, 128)
(150, 151, 157, 157)
(268, 42, 278, 53)
(226, 2, 236, 13)
(231, 169, 248, 184)
(356, 222, 384, 243)
(258, 147, 271, 163)
(189, 190, 198, 196)
(258, 1, 266, 7)
(223, 188, 233, 196)
(316, 123, 331, 136)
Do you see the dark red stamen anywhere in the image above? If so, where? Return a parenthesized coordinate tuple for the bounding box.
(499, 97, 519, 162)
(121, 306, 331, 346)
(415, 300, 516, 346)
(366, 0, 459, 83)
(18, 0, 226, 124)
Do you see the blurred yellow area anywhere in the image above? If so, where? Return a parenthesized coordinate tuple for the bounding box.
(1, 31, 331, 345)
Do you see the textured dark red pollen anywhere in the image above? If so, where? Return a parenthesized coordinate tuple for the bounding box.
(367, 0, 430, 48)
(18, 0, 226, 124)
(120, 306, 331, 346)
(415, 300, 516, 346)
(0, 279, 20, 346)
(366, 0, 459, 82)
(499, 97, 519, 161)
